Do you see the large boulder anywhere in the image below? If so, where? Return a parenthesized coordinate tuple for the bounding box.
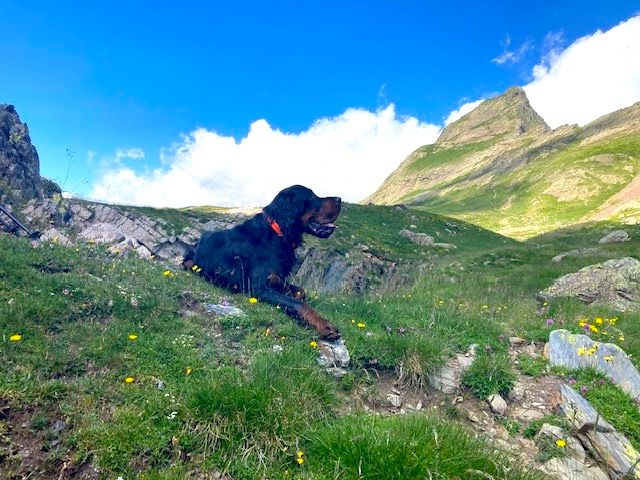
(539, 257, 640, 311)
(545, 329, 640, 400)
(0, 104, 41, 202)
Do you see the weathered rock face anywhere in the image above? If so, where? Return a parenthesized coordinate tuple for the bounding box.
(545, 329, 640, 400)
(290, 245, 423, 295)
(0, 104, 41, 202)
(558, 384, 640, 479)
(539, 257, 640, 311)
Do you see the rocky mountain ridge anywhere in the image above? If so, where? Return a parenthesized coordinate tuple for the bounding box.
(0, 104, 42, 203)
(367, 89, 640, 238)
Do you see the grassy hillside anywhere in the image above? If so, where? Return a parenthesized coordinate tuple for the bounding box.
(1, 204, 639, 479)
(367, 87, 640, 239)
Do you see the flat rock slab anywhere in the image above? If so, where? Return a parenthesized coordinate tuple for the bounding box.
(78, 222, 126, 244)
(551, 248, 603, 263)
(539, 257, 640, 311)
(546, 329, 640, 400)
(559, 383, 640, 479)
(598, 230, 631, 244)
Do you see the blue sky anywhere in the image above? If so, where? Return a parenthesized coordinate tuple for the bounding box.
(1, 1, 639, 206)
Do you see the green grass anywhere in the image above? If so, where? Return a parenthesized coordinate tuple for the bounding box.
(410, 133, 640, 238)
(1, 200, 639, 478)
(302, 414, 546, 480)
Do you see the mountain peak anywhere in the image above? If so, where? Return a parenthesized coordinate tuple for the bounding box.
(437, 87, 550, 146)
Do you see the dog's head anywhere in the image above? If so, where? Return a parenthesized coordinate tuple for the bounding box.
(263, 185, 341, 242)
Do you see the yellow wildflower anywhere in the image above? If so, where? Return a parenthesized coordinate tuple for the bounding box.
(309, 340, 318, 349)
(587, 348, 596, 356)
(163, 270, 173, 277)
(604, 355, 614, 362)
(124, 376, 135, 384)
(296, 457, 304, 465)
(437, 300, 444, 306)
(595, 317, 603, 324)
(578, 319, 587, 328)
(619, 335, 625, 342)
(9, 334, 22, 342)
(555, 439, 566, 448)
(589, 324, 598, 333)
(128, 334, 138, 341)
(608, 317, 617, 325)
(577, 347, 587, 356)
(357, 322, 366, 329)
(185, 367, 193, 375)
(249, 297, 258, 304)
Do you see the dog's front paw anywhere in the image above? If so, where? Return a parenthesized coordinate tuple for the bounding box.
(319, 322, 341, 341)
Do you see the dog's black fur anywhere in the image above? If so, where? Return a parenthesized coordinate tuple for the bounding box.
(184, 185, 341, 339)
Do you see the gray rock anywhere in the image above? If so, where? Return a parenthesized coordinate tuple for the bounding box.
(78, 222, 126, 244)
(539, 257, 640, 311)
(552, 248, 603, 263)
(542, 457, 609, 480)
(39, 228, 72, 246)
(428, 344, 477, 394)
(546, 329, 640, 400)
(399, 229, 434, 246)
(386, 392, 403, 408)
(487, 393, 507, 415)
(559, 383, 640, 478)
(317, 338, 350, 369)
(598, 230, 630, 244)
(0, 104, 42, 201)
(535, 423, 585, 463)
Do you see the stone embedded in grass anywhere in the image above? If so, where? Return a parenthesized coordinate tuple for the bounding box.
(545, 329, 640, 400)
(316, 338, 350, 377)
(428, 344, 477, 394)
(551, 247, 603, 263)
(205, 303, 246, 317)
(598, 230, 630, 244)
(487, 393, 507, 415)
(558, 383, 640, 479)
(539, 257, 640, 312)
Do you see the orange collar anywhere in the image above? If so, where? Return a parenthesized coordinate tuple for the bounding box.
(270, 220, 283, 237)
(263, 212, 283, 237)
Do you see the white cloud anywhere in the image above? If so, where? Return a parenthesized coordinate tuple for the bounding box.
(524, 16, 640, 128)
(492, 36, 533, 65)
(115, 148, 145, 162)
(444, 99, 485, 126)
(89, 105, 441, 207)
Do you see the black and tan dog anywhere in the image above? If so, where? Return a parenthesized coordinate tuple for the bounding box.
(184, 185, 341, 339)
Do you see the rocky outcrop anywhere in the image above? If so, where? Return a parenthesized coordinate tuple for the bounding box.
(539, 257, 640, 311)
(559, 384, 640, 479)
(0, 104, 41, 202)
(290, 245, 425, 295)
(545, 329, 640, 400)
(598, 230, 631, 244)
